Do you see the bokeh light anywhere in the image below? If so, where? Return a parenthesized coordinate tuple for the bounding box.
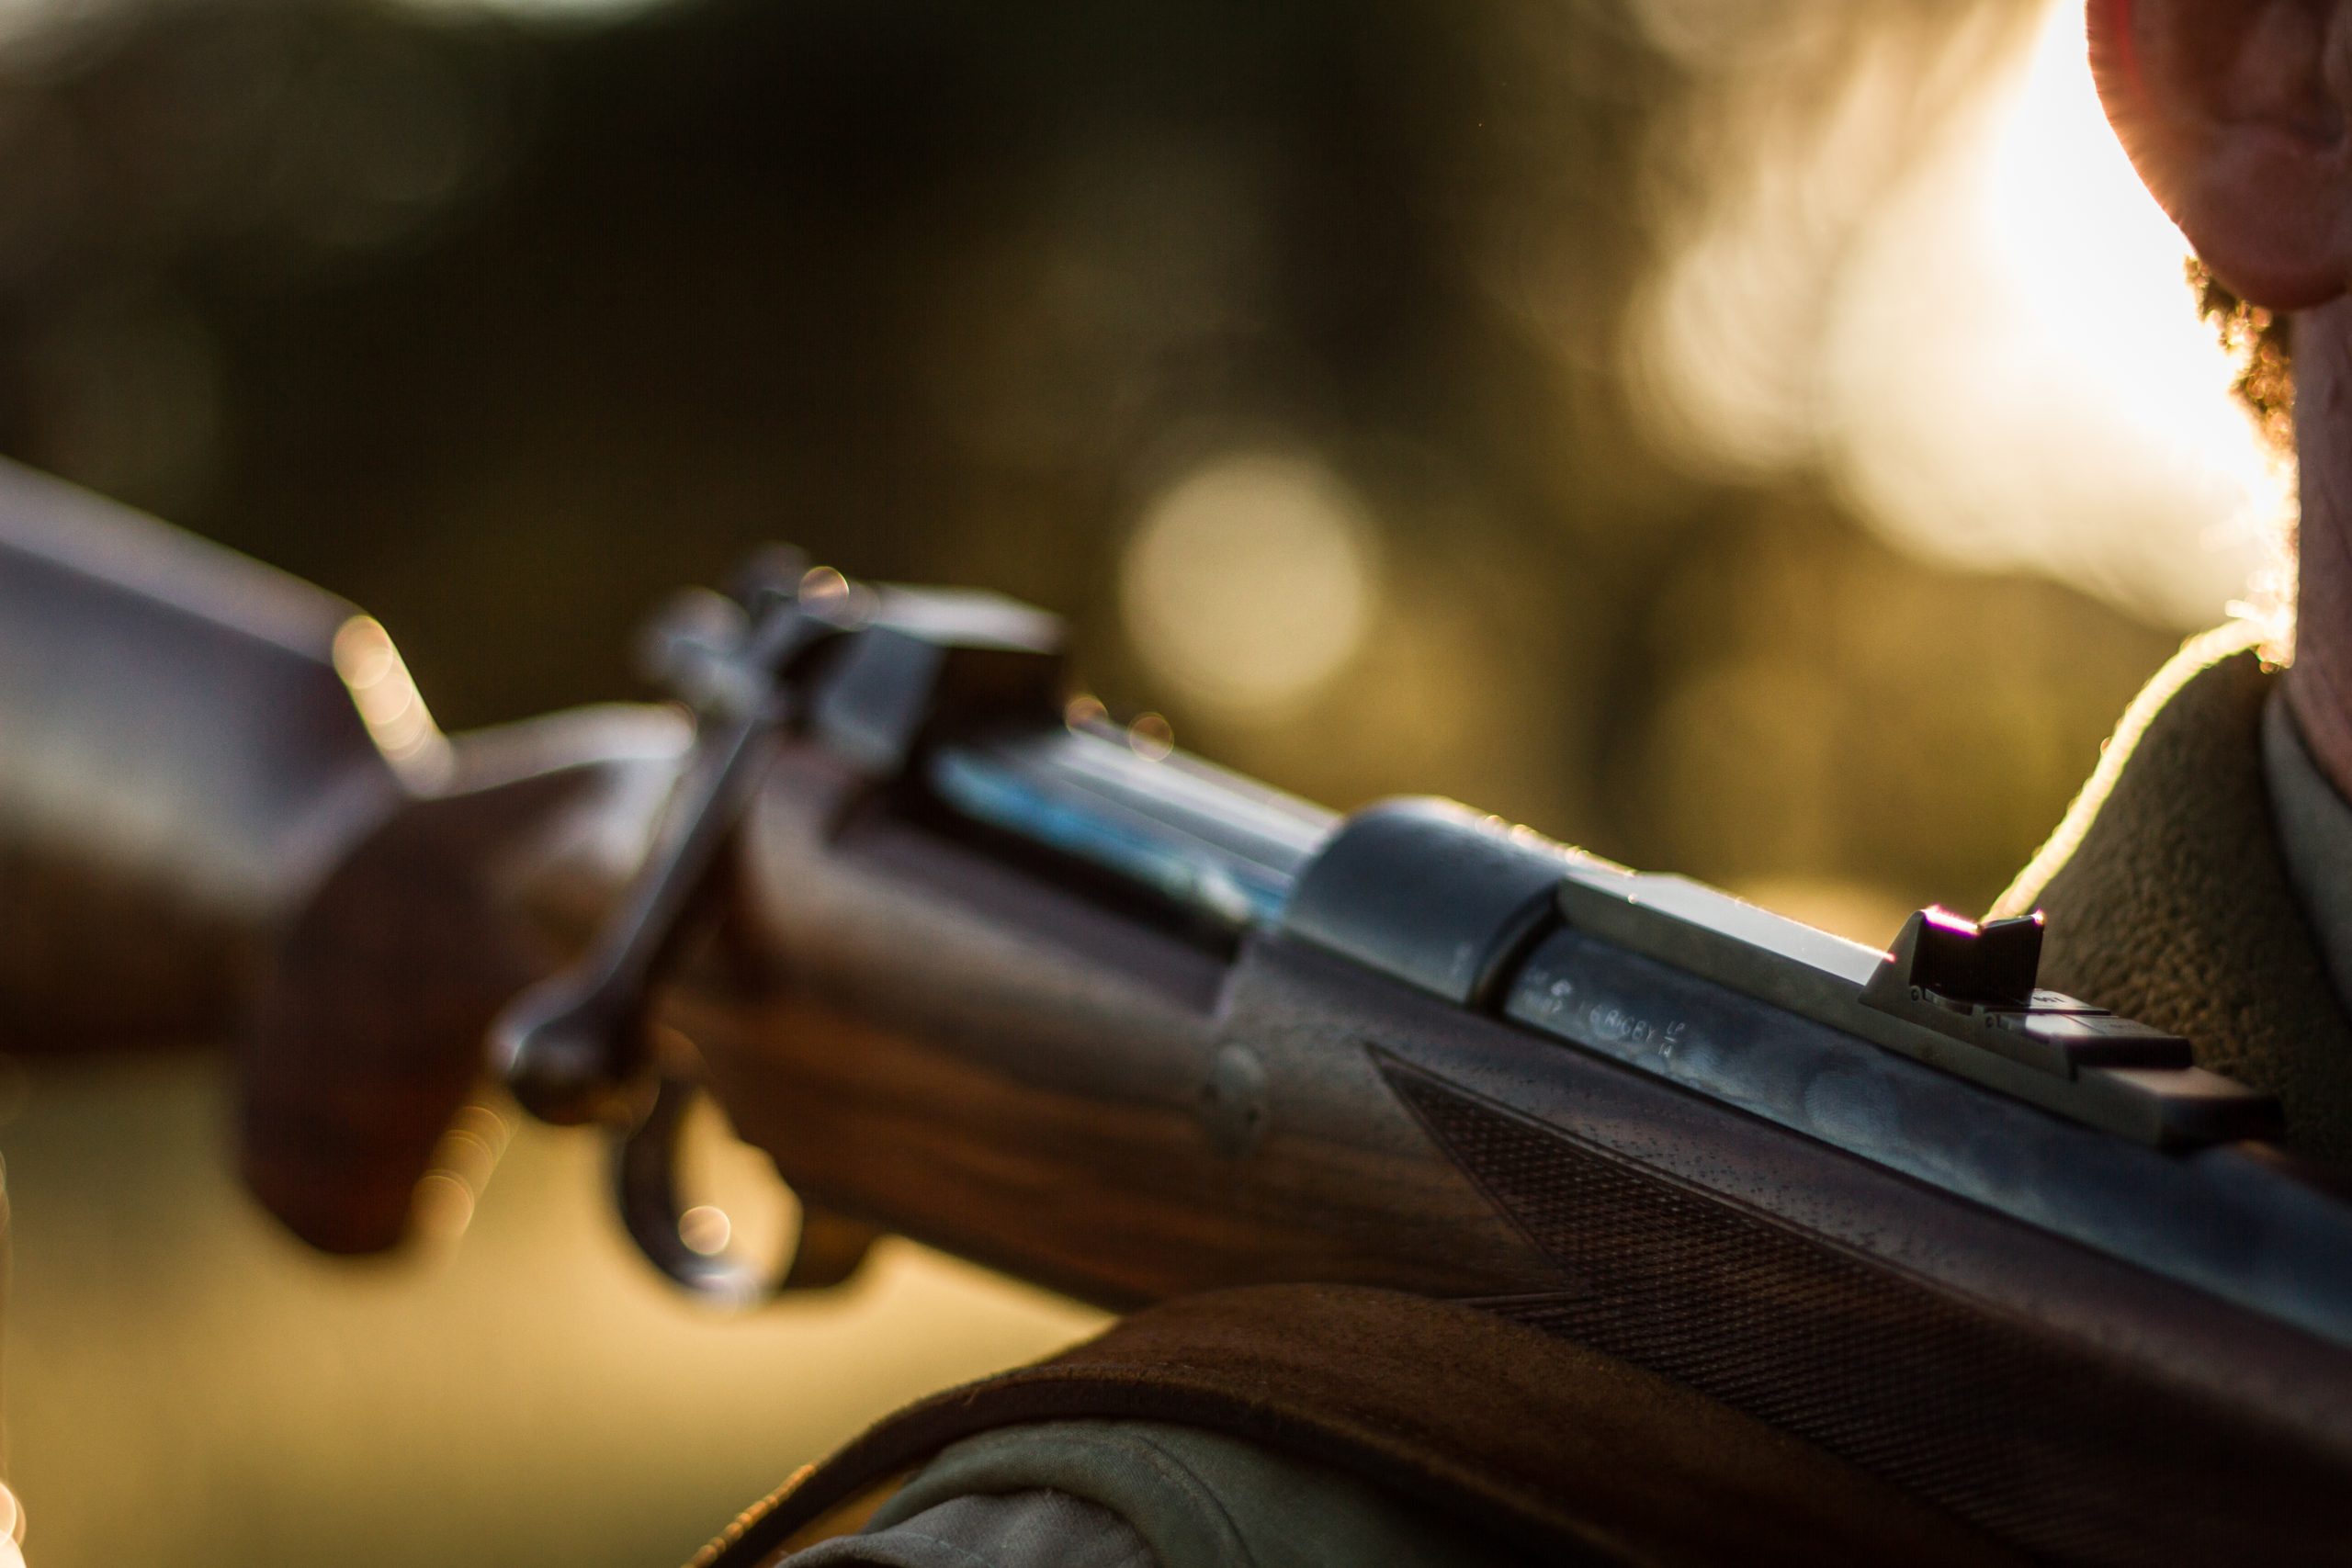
(332, 615, 450, 782)
(1118, 453, 1381, 720)
(677, 1204, 731, 1257)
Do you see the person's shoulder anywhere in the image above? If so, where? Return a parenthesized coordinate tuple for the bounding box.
(725, 1285, 2017, 1568)
(781, 1417, 1502, 1568)
(1995, 622, 2274, 925)
(1994, 624, 2352, 1168)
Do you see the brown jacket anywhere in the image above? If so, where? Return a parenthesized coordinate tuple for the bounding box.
(702, 632, 2349, 1568)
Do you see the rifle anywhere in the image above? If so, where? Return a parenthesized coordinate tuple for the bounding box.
(3, 457, 2348, 1563)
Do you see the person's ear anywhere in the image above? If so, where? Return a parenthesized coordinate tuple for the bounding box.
(2090, 0, 2352, 310)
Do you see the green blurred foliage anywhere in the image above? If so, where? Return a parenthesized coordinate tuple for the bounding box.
(0, 0, 2175, 907)
(0, 0, 2180, 1560)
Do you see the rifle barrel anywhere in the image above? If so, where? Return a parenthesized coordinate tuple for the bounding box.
(912, 717, 2351, 1348)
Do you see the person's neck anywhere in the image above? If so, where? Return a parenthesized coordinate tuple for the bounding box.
(2287, 294, 2352, 801)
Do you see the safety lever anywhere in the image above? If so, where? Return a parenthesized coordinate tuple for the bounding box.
(493, 552, 856, 1124)
(491, 551, 865, 1304)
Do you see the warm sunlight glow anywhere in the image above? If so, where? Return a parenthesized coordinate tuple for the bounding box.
(0, 1478, 25, 1549)
(1634, 0, 2289, 631)
(1825, 0, 2283, 629)
(1983, 6, 2219, 414)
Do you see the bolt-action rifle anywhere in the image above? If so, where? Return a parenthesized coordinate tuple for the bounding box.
(2, 458, 2348, 1563)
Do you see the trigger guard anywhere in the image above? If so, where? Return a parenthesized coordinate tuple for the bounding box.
(611, 1066, 882, 1307)
(612, 1070, 788, 1309)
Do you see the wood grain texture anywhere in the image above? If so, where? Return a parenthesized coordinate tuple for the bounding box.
(673, 748, 1547, 1309)
(241, 707, 685, 1253)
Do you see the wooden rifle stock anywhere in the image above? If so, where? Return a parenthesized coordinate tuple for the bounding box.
(0, 459, 695, 1251)
(683, 743, 1538, 1307)
(7, 477, 2352, 1562)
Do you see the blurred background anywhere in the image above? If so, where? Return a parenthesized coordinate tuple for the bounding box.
(0, 0, 2289, 1561)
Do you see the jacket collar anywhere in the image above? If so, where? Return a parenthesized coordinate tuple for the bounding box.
(1996, 625, 2352, 1170)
